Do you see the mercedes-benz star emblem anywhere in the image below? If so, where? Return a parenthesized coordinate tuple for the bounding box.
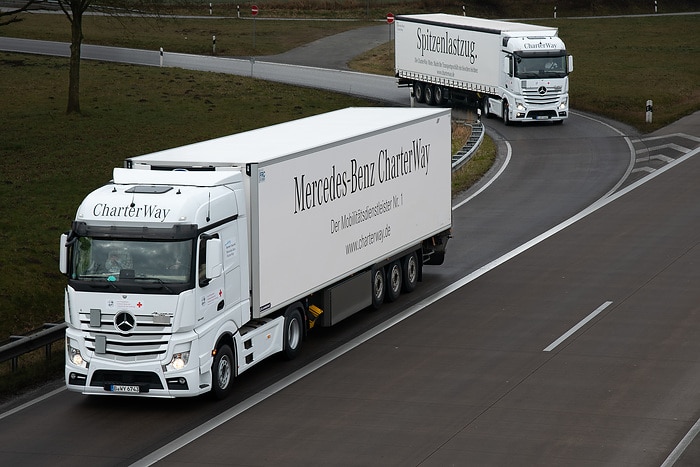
(114, 311, 136, 333)
(538, 86, 547, 95)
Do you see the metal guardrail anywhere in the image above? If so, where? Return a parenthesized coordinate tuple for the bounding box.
(0, 322, 66, 371)
(452, 120, 485, 171)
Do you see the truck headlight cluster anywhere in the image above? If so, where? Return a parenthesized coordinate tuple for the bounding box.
(165, 352, 190, 372)
(516, 101, 526, 111)
(559, 98, 568, 109)
(67, 340, 87, 368)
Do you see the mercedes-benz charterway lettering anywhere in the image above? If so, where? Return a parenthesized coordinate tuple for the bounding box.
(293, 139, 430, 214)
(92, 203, 171, 222)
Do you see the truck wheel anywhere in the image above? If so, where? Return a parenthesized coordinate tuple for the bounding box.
(402, 252, 419, 293)
(424, 84, 435, 105)
(434, 86, 445, 105)
(386, 261, 402, 302)
(503, 102, 511, 126)
(212, 344, 233, 400)
(481, 98, 491, 119)
(371, 267, 386, 309)
(413, 82, 425, 103)
(283, 307, 303, 360)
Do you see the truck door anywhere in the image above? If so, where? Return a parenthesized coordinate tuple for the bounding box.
(196, 233, 225, 325)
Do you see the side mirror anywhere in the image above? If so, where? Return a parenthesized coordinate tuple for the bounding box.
(568, 55, 574, 73)
(504, 56, 512, 76)
(59, 233, 69, 275)
(205, 238, 223, 279)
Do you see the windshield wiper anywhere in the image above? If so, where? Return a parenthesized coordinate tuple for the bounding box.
(134, 276, 175, 293)
(78, 275, 120, 291)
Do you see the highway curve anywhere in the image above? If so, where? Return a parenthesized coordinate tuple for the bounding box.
(1, 28, 699, 466)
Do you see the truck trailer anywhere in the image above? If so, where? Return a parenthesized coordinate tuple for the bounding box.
(395, 13, 574, 124)
(60, 107, 453, 398)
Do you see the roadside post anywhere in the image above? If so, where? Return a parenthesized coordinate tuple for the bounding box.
(252, 5, 259, 49)
(646, 100, 653, 123)
(386, 13, 394, 41)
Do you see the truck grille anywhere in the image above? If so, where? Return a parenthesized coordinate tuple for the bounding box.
(522, 85, 562, 106)
(79, 310, 171, 361)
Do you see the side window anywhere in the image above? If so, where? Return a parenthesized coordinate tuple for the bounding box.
(198, 233, 219, 287)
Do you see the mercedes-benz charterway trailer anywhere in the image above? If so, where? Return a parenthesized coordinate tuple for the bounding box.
(395, 13, 574, 124)
(60, 107, 453, 398)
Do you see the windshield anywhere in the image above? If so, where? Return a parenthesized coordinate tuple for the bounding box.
(515, 55, 567, 79)
(72, 237, 193, 284)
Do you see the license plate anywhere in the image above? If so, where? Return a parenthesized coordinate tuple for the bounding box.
(109, 384, 141, 393)
(535, 116, 548, 120)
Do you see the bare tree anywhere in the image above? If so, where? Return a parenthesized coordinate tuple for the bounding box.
(57, 0, 92, 114)
(5, 0, 163, 115)
(0, 0, 40, 26)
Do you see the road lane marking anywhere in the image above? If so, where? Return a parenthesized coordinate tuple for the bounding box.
(543, 301, 612, 352)
(452, 140, 512, 210)
(133, 136, 700, 467)
(661, 416, 700, 467)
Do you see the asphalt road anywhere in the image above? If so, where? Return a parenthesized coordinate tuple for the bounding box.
(1, 24, 700, 466)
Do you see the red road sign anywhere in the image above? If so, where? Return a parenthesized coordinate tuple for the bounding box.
(387, 13, 394, 24)
(251, 5, 259, 16)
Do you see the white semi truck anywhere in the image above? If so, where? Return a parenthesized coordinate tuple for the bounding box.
(60, 107, 453, 398)
(395, 13, 574, 124)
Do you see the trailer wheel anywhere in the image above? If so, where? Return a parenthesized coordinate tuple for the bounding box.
(386, 261, 402, 302)
(282, 307, 303, 360)
(413, 82, 426, 104)
(481, 98, 491, 119)
(212, 344, 233, 400)
(434, 86, 445, 105)
(424, 84, 435, 105)
(402, 252, 419, 293)
(371, 267, 386, 309)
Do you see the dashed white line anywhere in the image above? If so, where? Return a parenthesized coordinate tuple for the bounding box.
(543, 301, 613, 352)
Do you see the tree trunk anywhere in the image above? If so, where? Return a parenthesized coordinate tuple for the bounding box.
(66, 6, 82, 114)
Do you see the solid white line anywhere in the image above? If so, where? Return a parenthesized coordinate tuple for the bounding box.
(133, 135, 700, 466)
(0, 386, 66, 421)
(543, 301, 612, 352)
(452, 140, 512, 210)
(660, 416, 700, 467)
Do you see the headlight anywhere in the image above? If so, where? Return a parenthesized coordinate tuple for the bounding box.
(165, 352, 190, 372)
(559, 98, 568, 109)
(516, 101, 525, 111)
(67, 340, 87, 368)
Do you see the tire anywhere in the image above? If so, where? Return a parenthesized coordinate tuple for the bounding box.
(434, 85, 445, 105)
(211, 344, 233, 400)
(481, 97, 490, 119)
(371, 267, 386, 309)
(413, 82, 425, 103)
(402, 252, 419, 293)
(424, 84, 435, 106)
(282, 307, 303, 360)
(386, 261, 402, 302)
(503, 102, 511, 126)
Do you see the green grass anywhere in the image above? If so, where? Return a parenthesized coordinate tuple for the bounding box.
(552, 16, 700, 128)
(0, 54, 379, 339)
(0, 13, 376, 56)
(0, 52, 478, 338)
